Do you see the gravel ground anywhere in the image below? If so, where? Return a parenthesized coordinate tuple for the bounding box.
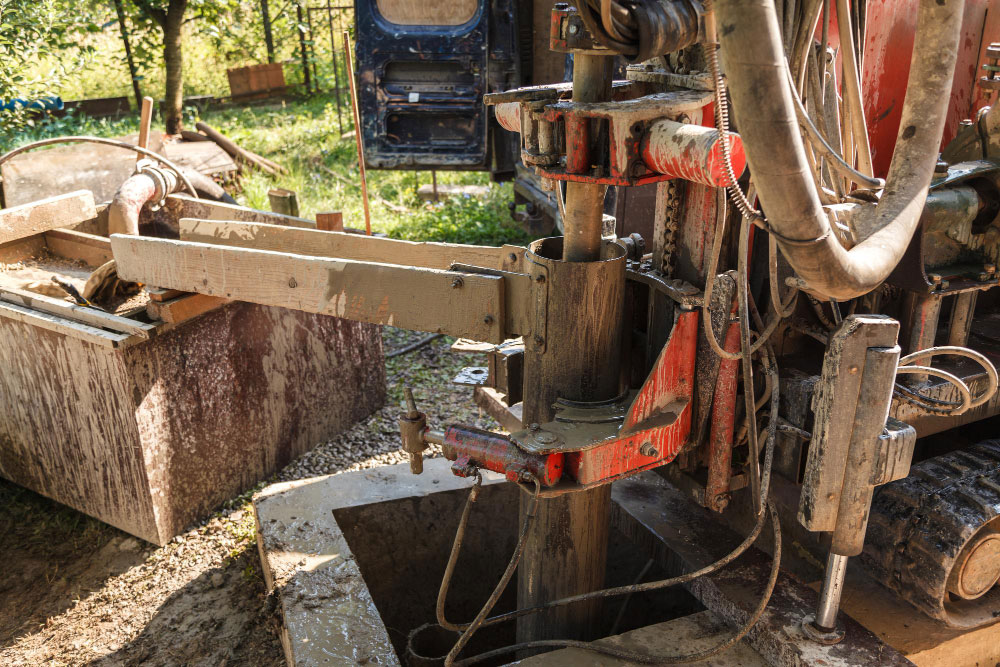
(0, 327, 497, 666)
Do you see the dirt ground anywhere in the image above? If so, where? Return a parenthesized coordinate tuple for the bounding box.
(0, 328, 496, 666)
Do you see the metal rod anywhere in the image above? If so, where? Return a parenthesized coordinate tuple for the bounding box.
(948, 292, 978, 347)
(562, 54, 612, 262)
(343, 29, 372, 235)
(138, 96, 153, 153)
(814, 552, 849, 630)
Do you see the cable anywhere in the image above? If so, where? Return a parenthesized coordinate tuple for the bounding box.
(443, 473, 542, 666)
(608, 558, 655, 636)
(0, 136, 199, 197)
(892, 346, 999, 416)
(452, 504, 781, 666)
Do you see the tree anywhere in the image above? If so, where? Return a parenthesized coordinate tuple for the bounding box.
(129, 0, 189, 134)
(0, 0, 88, 133)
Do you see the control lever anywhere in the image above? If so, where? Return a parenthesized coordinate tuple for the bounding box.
(399, 388, 429, 474)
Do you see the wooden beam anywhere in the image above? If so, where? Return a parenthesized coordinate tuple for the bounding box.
(111, 235, 509, 342)
(1, 285, 150, 336)
(146, 293, 228, 324)
(44, 229, 113, 266)
(177, 218, 525, 272)
(0, 191, 98, 244)
(0, 300, 129, 348)
(166, 194, 316, 229)
(0, 287, 154, 339)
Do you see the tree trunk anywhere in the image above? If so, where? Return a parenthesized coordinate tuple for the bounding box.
(162, 0, 187, 134)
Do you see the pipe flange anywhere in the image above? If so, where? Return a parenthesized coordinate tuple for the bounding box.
(801, 615, 845, 645)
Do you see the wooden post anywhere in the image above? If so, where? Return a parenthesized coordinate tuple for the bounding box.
(138, 97, 154, 150)
(343, 30, 372, 236)
(316, 211, 343, 231)
(113, 0, 143, 109)
(268, 188, 300, 217)
(260, 0, 275, 64)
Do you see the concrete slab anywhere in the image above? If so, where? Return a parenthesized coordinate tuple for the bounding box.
(253, 459, 507, 666)
(508, 610, 767, 666)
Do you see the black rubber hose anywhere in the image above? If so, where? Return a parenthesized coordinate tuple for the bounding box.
(714, 0, 965, 300)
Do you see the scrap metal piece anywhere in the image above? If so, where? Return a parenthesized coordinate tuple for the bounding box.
(453, 367, 489, 386)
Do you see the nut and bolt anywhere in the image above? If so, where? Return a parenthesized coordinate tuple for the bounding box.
(568, 23, 579, 35)
(451, 277, 464, 289)
(534, 334, 545, 346)
(535, 273, 546, 283)
(529, 423, 540, 431)
(483, 314, 495, 325)
(288, 277, 298, 288)
(929, 273, 943, 285)
(639, 442, 659, 457)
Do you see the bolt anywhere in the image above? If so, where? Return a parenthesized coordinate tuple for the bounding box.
(934, 159, 949, 176)
(508, 252, 518, 263)
(451, 277, 464, 289)
(639, 442, 659, 457)
(568, 23, 579, 35)
(941, 280, 951, 290)
(483, 314, 495, 325)
(534, 334, 545, 346)
(929, 273, 943, 284)
(529, 423, 540, 431)
(535, 273, 546, 283)
(288, 277, 298, 288)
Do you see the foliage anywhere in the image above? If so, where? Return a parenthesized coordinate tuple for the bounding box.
(0, 0, 95, 133)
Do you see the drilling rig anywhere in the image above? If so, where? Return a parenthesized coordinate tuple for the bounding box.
(108, 0, 1000, 663)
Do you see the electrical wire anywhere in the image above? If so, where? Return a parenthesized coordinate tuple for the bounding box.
(892, 346, 999, 416)
(0, 136, 199, 198)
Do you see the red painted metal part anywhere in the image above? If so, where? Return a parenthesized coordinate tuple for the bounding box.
(565, 114, 591, 174)
(441, 425, 564, 486)
(566, 309, 699, 486)
(495, 101, 521, 133)
(641, 119, 746, 188)
(704, 319, 741, 512)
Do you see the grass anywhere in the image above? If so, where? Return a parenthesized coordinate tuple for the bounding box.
(2, 92, 533, 246)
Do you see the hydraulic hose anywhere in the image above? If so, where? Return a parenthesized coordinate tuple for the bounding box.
(714, 0, 965, 300)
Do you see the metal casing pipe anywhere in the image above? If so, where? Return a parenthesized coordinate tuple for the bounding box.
(641, 118, 746, 187)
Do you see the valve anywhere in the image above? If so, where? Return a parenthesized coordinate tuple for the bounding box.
(399, 388, 428, 474)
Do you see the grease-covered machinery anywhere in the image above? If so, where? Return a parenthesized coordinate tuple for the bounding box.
(108, 0, 1000, 663)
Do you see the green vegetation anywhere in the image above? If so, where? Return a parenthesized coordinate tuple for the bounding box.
(2, 92, 532, 245)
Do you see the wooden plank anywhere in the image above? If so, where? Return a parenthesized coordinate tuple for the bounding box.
(0, 287, 153, 339)
(0, 191, 98, 244)
(44, 228, 113, 266)
(0, 300, 128, 348)
(111, 235, 507, 342)
(145, 286, 187, 302)
(146, 293, 228, 324)
(165, 194, 316, 229)
(0, 235, 46, 264)
(162, 141, 238, 176)
(178, 218, 524, 272)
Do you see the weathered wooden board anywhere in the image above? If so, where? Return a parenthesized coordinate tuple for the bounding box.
(164, 194, 316, 229)
(0, 301, 385, 544)
(0, 191, 98, 244)
(178, 218, 525, 271)
(1, 135, 161, 207)
(111, 234, 508, 342)
(162, 140, 237, 176)
(146, 292, 228, 324)
(44, 228, 113, 266)
(0, 300, 129, 348)
(0, 286, 153, 339)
